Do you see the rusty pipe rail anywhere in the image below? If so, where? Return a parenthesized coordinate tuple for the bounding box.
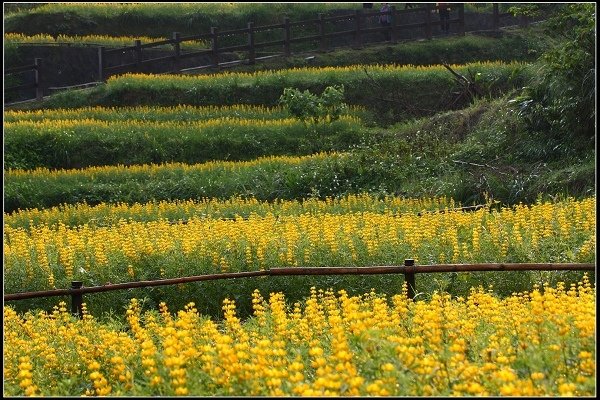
(4, 262, 594, 318)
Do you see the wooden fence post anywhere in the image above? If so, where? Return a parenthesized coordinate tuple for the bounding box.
(457, 3, 465, 36)
(283, 17, 291, 56)
(390, 5, 397, 43)
(404, 259, 416, 299)
(172, 32, 181, 72)
(492, 3, 500, 30)
(70, 281, 84, 319)
(354, 9, 362, 48)
(247, 22, 255, 64)
(34, 57, 43, 101)
(211, 27, 219, 67)
(134, 39, 142, 66)
(97, 46, 105, 81)
(318, 13, 327, 52)
(424, 4, 432, 39)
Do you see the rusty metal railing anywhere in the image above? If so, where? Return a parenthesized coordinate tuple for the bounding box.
(4, 260, 594, 318)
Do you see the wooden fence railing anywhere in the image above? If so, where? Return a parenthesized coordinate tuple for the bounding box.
(4, 261, 594, 318)
(4, 57, 43, 101)
(97, 3, 527, 80)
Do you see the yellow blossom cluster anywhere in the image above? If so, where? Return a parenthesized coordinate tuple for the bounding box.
(5, 193, 453, 230)
(5, 115, 361, 132)
(106, 61, 523, 86)
(4, 104, 293, 123)
(3, 196, 595, 292)
(3, 278, 595, 396)
(4, 104, 365, 123)
(5, 151, 335, 178)
(4, 33, 207, 49)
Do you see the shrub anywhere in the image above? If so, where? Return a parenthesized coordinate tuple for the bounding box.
(279, 85, 347, 124)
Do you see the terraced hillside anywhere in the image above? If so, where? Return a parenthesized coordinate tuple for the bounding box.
(3, 3, 595, 397)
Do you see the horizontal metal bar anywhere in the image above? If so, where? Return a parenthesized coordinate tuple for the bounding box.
(140, 55, 175, 64)
(4, 270, 269, 301)
(139, 39, 173, 48)
(103, 45, 136, 54)
(5, 64, 37, 74)
(253, 23, 284, 32)
(325, 29, 356, 38)
(405, 263, 596, 274)
(253, 39, 285, 48)
(361, 26, 389, 35)
(289, 19, 318, 27)
(5, 83, 37, 91)
(270, 263, 596, 275)
(179, 54, 282, 72)
(180, 33, 213, 42)
(270, 266, 407, 276)
(219, 43, 251, 52)
(48, 81, 104, 91)
(289, 34, 321, 44)
(218, 27, 250, 36)
(324, 14, 355, 23)
(398, 21, 427, 30)
(103, 62, 138, 71)
(4, 264, 594, 302)
(178, 49, 214, 60)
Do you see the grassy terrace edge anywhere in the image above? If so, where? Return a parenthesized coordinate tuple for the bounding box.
(9, 62, 532, 125)
(4, 117, 364, 170)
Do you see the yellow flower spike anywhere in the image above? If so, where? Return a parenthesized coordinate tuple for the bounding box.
(530, 372, 545, 380)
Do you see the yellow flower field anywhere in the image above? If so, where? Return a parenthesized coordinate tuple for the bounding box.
(107, 61, 523, 85)
(4, 193, 454, 230)
(4, 33, 207, 49)
(3, 196, 595, 293)
(3, 105, 366, 123)
(3, 278, 595, 396)
(3, 104, 291, 122)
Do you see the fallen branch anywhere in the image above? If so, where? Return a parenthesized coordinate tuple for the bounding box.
(452, 159, 513, 175)
(443, 63, 484, 106)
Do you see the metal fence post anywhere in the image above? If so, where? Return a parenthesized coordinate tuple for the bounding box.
(492, 3, 500, 30)
(354, 10, 362, 48)
(98, 46, 105, 81)
(404, 259, 416, 299)
(458, 3, 465, 36)
(283, 17, 291, 56)
(134, 39, 142, 66)
(211, 27, 219, 67)
(390, 5, 397, 43)
(34, 58, 43, 101)
(172, 32, 181, 72)
(318, 13, 327, 51)
(70, 281, 84, 319)
(424, 4, 432, 39)
(247, 22, 255, 64)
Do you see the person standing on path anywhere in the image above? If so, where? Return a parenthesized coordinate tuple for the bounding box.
(437, 2, 450, 34)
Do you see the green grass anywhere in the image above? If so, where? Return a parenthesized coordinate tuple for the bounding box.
(230, 29, 549, 73)
(4, 33, 208, 50)
(8, 61, 531, 127)
(4, 3, 361, 37)
(4, 94, 595, 214)
(4, 116, 365, 170)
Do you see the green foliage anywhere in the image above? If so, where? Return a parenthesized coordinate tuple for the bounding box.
(278, 85, 347, 124)
(4, 3, 358, 37)
(15, 62, 530, 126)
(4, 117, 363, 170)
(510, 4, 595, 144)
